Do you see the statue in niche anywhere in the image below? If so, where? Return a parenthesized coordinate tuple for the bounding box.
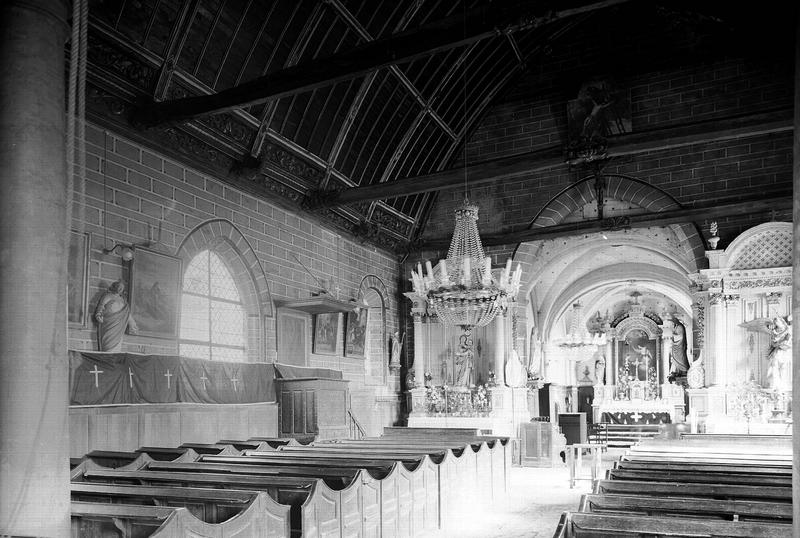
(505, 349, 525, 387)
(740, 315, 792, 391)
(767, 316, 792, 392)
(454, 344, 474, 387)
(669, 317, 690, 375)
(94, 280, 138, 352)
(389, 331, 404, 370)
(594, 352, 606, 385)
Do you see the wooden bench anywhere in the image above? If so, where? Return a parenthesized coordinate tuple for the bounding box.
(71, 482, 257, 523)
(552, 512, 790, 537)
(71, 501, 174, 537)
(593, 479, 792, 503)
(606, 467, 792, 487)
(578, 493, 792, 522)
(614, 459, 792, 475)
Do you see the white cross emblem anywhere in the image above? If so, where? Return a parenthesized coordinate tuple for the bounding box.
(631, 411, 643, 422)
(89, 364, 103, 388)
(200, 372, 209, 390)
(231, 375, 239, 392)
(164, 369, 173, 389)
(128, 368, 135, 388)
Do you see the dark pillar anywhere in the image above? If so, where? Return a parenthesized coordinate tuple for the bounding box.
(793, 6, 800, 536)
(0, 0, 71, 535)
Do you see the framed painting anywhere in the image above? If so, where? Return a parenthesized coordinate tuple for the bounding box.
(345, 307, 369, 359)
(129, 247, 182, 339)
(313, 312, 338, 355)
(68, 230, 90, 326)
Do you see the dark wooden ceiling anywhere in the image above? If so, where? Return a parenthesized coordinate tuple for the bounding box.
(83, 0, 795, 254)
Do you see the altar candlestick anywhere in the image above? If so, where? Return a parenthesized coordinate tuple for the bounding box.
(425, 261, 434, 282)
(440, 260, 448, 282)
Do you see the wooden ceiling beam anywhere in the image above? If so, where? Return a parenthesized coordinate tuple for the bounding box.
(319, 109, 793, 207)
(419, 195, 792, 249)
(132, 0, 632, 126)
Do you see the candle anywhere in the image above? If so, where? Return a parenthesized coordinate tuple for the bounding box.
(504, 259, 512, 281)
(441, 260, 448, 282)
(425, 261, 434, 281)
(483, 257, 492, 285)
(462, 257, 471, 286)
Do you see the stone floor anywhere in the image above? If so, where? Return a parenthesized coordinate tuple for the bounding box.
(438, 449, 623, 537)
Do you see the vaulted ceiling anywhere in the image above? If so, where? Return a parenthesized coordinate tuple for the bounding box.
(84, 0, 794, 254)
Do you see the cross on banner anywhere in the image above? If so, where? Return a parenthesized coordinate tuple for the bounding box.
(128, 368, 134, 388)
(90, 364, 103, 388)
(631, 411, 643, 422)
(231, 375, 239, 392)
(200, 372, 209, 390)
(164, 369, 173, 389)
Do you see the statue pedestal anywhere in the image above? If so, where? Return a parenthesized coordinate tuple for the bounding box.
(407, 385, 532, 437)
(407, 387, 428, 417)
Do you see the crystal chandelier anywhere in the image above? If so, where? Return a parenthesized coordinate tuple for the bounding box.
(410, 199, 521, 329)
(559, 301, 607, 348)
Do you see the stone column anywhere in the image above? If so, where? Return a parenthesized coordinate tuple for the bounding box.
(791, 10, 800, 532)
(412, 312, 426, 384)
(706, 293, 725, 386)
(723, 294, 741, 386)
(661, 323, 673, 382)
(0, 1, 70, 535)
(494, 312, 506, 385)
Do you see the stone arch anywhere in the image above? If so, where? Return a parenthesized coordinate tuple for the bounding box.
(176, 219, 274, 361)
(176, 219, 273, 318)
(358, 274, 389, 380)
(516, 174, 706, 271)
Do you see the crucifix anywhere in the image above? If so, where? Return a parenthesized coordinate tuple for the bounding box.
(230, 375, 239, 392)
(200, 372, 209, 390)
(629, 356, 643, 379)
(128, 368, 135, 389)
(89, 364, 103, 388)
(163, 369, 173, 389)
(630, 411, 643, 422)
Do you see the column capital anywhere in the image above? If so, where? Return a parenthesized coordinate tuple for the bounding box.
(708, 292, 725, 306)
(723, 293, 740, 307)
(765, 291, 783, 304)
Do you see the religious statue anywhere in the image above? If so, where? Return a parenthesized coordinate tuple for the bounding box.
(669, 317, 690, 375)
(766, 316, 792, 392)
(389, 331, 404, 370)
(93, 280, 138, 352)
(453, 344, 474, 387)
(505, 349, 525, 387)
(594, 353, 606, 385)
(740, 315, 793, 392)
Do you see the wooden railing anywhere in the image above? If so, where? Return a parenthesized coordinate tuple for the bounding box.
(347, 409, 366, 440)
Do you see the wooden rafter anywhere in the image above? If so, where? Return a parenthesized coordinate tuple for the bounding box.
(317, 109, 793, 207)
(133, 0, 633, 126)
(419, 195, 792, 249)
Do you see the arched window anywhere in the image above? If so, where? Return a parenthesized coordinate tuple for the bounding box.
(179, 250, 245, 361)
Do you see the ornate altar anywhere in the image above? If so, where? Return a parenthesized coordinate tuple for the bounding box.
(591, 303, 686, 422)
(687, 222, 792, 432)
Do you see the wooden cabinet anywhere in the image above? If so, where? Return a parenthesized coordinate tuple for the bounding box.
(558, 412, 587, 445)
(276, 377, 349, 440)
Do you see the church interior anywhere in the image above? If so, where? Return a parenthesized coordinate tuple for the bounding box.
(2, 0, 799, 536)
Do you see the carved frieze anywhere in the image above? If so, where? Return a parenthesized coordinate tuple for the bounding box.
(88, 34, 155, 91)
(198, 112, 255, 147)
(765, 292, 783, 304)
(263, 143, 324, 184)
(372, 205, 413, 237)
(708, 293, 724, 306)
(725, 276, 792, 290)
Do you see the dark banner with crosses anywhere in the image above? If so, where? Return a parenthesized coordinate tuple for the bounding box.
(69, 351, 275, 405)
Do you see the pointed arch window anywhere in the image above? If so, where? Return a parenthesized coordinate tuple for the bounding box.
(179, 250, 245, 361)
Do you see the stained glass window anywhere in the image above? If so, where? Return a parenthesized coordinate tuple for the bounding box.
(179, 250, 245, 362)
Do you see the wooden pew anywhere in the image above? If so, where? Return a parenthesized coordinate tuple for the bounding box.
(72, 492, 290, 538)
(197, 454, 442, 536)
(578, 493, 792, 522)
(71, 482, 256, 523)
(613, 460, 792, 475)
(76, 469, 336, 537)
(592, 479, 792, 503)
(71, 502, 173, 537)
(606, 467, 792, 487)
(552, 512, 790, 537)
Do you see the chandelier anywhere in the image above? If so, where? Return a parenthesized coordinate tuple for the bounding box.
(410, 199, 521, 329)
(559, 301, 607, 348)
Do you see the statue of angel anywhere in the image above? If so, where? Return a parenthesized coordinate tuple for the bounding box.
(740, 315, 792, 391)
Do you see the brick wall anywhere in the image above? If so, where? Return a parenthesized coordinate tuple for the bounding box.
(69, 122, 401, 431)
(423, 20, 793, 258)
